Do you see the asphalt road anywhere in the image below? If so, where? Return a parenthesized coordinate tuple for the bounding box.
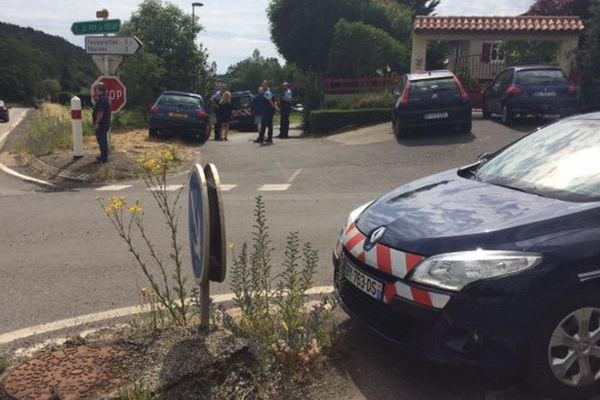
(1, 115, 560, 399)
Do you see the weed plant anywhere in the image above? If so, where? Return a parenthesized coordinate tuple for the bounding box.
(98, 147, 190, 327)
(117, 381, 162, 400)
(228, 196, 337, 376)
(0, 357, 9, 374)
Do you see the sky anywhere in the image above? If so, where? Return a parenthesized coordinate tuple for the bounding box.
(0, 0, 533, 73)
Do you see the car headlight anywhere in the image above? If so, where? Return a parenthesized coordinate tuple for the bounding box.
(344, 201, 373, 231)
(408, 250, 542, 292)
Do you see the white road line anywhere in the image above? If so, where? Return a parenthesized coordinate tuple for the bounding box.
(258, 184, 291, 191)
(96, 184, 132, 191)
(220, 184, 237, 192)
(148, 184, 185, 192)
(0, 286, 334, 345)
(287, 168, 302, 183)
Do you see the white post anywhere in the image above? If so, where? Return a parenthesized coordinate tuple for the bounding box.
(71, 96, 84, 159)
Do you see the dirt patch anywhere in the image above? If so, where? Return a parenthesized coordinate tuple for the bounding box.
(0, 324, 354, 400)
(0, 111, 200, 185)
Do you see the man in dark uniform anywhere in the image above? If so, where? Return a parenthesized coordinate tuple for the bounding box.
(92, 82, 112, 164)
(255, 80, 277, 144)
(278, 82, 293, 138)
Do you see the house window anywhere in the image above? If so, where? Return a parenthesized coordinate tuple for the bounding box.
(482, 43, 505, 63)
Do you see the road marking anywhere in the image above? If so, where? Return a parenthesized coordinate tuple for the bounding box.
(220, 184, 237, 192)
(148, 184, 184, 192)
(96, 184, 132, 191)
(287, 169, 302, 183)
(0, 286, 334, 345)
(258, 184, 291, 191)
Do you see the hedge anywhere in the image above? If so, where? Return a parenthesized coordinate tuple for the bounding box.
(308, 108, 390, 135)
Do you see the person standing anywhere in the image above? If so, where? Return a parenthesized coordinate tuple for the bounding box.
(211, 83, 224, 141)
(218, 89, 232, 141)
(278, 82, 293, 139)
(252, 86, 266, 134)
(92, 82, 111, 164)
(255, 81, 277, 144)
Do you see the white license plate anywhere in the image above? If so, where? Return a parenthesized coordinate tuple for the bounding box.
(424, 112, 449, 120)
(344, 262, 383, 301)
(534, 91, 557, 97)
(169, 112, 187, 119)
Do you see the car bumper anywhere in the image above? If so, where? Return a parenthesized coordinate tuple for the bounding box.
(396, 106, 471, 129)
(333, 250, 533, 374)
(508, 98, 578, 116)
(0, 111, 8, 120)
(149, 117, 208, 134)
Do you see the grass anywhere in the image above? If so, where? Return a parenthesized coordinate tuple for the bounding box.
(0, 357, 9, 374)
(272, 113, 303, 127)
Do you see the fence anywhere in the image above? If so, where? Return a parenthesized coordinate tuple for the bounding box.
(324, 77, 400, 95)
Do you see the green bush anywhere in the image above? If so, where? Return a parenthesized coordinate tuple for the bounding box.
(112, 109, 148, 130)
(323, 92, 393, 110)
(308, 108, 390, 135)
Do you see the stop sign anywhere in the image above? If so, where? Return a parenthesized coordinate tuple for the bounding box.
(91, 75, 126, 113)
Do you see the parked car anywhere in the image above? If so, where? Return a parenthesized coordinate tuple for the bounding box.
(483, 65, 578, 125)
(0, 100, 9, 122)
(392, 70, 472, 138)
(333, 112, 600, 398)
(149, 91, 210, 143)
(230, 91, 257, 132)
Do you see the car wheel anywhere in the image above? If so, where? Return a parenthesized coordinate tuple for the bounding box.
(149, 127, 158, 139)
(460, 119, 472, 134)
(501, 105, 514, 125)
(526, 289, 600, 399)
(394, 121, 409, 138)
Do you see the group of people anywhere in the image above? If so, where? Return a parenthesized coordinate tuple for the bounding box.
(210, 80, 293, 144)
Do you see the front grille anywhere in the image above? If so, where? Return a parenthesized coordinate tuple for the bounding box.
(338, 280, 434, 343)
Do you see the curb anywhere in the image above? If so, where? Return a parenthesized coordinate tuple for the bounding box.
(0, 109, 56, 188)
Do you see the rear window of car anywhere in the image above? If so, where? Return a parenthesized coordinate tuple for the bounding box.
(515, 69, 568, 85)
(158, 95, 203, 108)
(232, 96, 252, 109)
(410, 77, 459, 97)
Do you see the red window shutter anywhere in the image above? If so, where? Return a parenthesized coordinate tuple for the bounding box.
(481, 43, 491, 63)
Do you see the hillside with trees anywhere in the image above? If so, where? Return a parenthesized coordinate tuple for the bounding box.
(0, 21, 98, 104)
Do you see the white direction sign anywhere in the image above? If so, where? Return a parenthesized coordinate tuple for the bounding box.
(85, 36, 142, 55)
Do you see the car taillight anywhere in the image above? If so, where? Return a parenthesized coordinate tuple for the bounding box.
(196, 111, 209, 119)
(568, 84, 578, 96)
(150, 105, 159, 114)
(506, 86, 522, 97)
(454, 78, 470, 103)
(400, 81, 412, 106)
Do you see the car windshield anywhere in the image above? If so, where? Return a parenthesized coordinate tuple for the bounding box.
(515, 69, 568, 85)
(158, 95, 203, 108)
(476, 119, 600, 202)
(411, 77, 458, 95)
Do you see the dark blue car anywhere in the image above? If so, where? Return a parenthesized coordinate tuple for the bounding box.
(149, 91, 211, 143)
(333, 113, 600, 398)
(483, 65, 578, 125)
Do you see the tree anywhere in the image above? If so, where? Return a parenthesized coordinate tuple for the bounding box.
(119, 52, 166, 117)
(328, 20, 408, 78)
(35, 79, 61, 101)
(579, 2, 600, 110)
(391, 0, 440, 16)
(121, 0, 215, 100)
(524, 0, 594, 19)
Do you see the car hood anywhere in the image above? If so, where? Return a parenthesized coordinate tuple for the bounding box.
(356, 169, 599, 256)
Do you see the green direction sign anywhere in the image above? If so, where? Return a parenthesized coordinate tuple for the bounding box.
(71, 19, 121, 35)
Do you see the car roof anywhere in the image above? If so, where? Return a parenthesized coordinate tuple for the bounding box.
(565, 112, 600, 121)
(408, 70, 455, 81)
(161, 91, 202, 98)
(510, 65, 563, 71)
(232, 91, 252, 96)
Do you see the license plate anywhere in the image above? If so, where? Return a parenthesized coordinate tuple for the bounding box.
(424, 112, 449, 120)
(169, 112, 187, 119)
(344, 262, 383, 301)
(534, 91, 556, 97)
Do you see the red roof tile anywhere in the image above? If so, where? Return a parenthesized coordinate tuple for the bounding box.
(414, 16, 584, 33)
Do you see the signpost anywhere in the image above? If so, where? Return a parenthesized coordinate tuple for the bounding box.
(189, 164, 211, 328)
(85, 36, 142, 55)
(71, 19, 121, 35)
(91, 76, 127, 113)
(204, 164, 227, 283)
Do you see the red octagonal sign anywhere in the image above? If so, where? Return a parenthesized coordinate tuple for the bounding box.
(91, 75, 126, 113)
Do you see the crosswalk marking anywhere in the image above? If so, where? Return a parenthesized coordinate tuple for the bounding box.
(220, 184, 237, 192)
(258, 184, 291, 192)
(148, 184, 185, 192)
(95, 185, 132, 191)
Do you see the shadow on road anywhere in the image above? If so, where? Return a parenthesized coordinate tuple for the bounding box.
(396, 129, 476, 147)
(485, 116, 559, 134)
(333, 319, 548, 400)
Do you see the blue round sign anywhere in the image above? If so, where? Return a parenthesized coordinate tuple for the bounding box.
(188, 164, 210, 283)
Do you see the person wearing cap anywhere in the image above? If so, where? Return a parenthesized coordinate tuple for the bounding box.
(92, 82, 112, 164)
(278, 82, 293, 139)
